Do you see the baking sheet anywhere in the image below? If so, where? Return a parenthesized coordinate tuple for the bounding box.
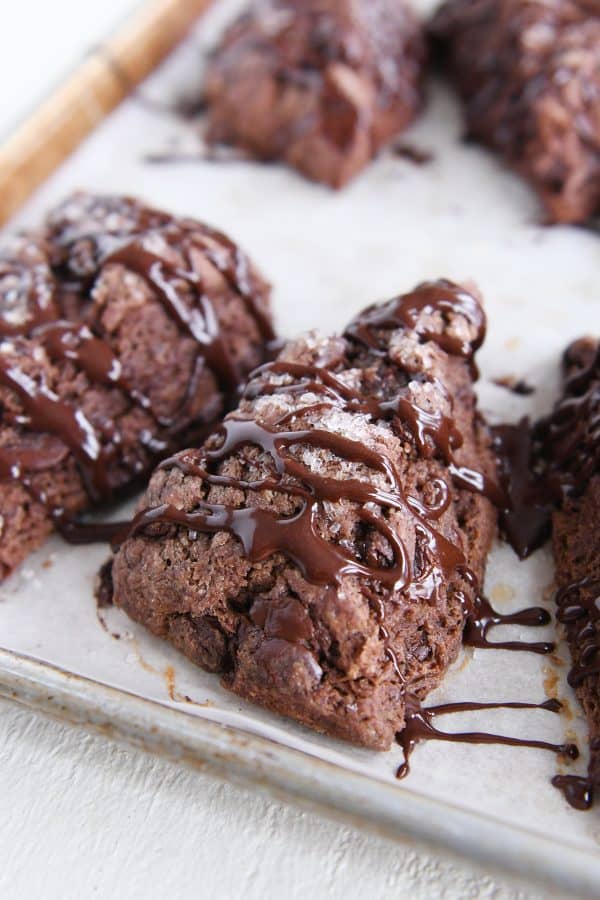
(1, 0, 600, 893)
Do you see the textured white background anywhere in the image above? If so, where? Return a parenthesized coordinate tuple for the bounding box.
(0, 2, 575, 898)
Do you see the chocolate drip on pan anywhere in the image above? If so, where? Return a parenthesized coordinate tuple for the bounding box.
(552, 774, 594, 811)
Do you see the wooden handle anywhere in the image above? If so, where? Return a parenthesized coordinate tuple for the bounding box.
(0, 0, 214, 226)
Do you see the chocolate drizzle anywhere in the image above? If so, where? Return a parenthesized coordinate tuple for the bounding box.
(0, 199, 272, 542)
(104, 225, 274, 392)
(458, 565, 553, 654)
(344, 280, 487, 367)
(115, 281, 553, 665)
(118, 415, 449, 591)
(552, 577, 600, 809)
(396, 695, 576, 779)
(536, 339, 600, 808)
(555, 578, 600, 689)
(0, 353, 111, 502)
(538, 340, 600, 503)
(104, 242, 240, 392)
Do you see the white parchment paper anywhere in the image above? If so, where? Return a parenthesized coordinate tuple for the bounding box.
(1, 0, 599, 866)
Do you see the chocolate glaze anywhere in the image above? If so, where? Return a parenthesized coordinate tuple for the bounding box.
(116, 281, 552, 658)
(396, 694, 576, 779)
(104, 241, 241, 392)
(0, 354, 113, 502)
(538, 341, 600, 502)
(104, 221, 275, 379)
(537, 339, 600, 809)
(117, 416, 443, 591)
(0, 203, 272, 543)
(555, 578, 600, 689)
(344, 280, 487, 367)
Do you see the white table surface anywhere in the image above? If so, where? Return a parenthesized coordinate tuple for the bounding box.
(0, 2, 565, 897)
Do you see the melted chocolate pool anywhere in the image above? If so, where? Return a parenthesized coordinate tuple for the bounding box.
(396, 695, 575, 779)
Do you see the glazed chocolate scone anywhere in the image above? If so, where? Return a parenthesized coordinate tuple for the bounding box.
(539, 338, 600, 797)
(430, 0, 600, 224)
(204, 0, 426, 188)
(0, 192, 272, 579)
(110, 281, 496, 750)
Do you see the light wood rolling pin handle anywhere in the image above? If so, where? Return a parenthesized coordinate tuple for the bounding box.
(0, 0, 214, 227)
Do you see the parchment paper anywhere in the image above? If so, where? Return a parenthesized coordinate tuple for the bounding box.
(1, 0, 599, 862)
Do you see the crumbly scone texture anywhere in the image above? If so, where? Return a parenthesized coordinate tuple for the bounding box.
(430, 0, 600, 224)
(111, 283, 496, 750)
(204, 0, 426, 188)
(549, 338, 600, 787)
(0, 192, 271, 580)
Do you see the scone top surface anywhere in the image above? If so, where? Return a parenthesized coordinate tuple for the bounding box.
(430, 0, 600, 223)
(539, 337, 600, 788)
(0, 192, 272, 578)
(205, 0, 426, 187)
(112, 280, 496, 750)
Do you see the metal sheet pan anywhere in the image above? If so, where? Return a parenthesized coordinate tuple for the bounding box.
(1, 1, 599, 894)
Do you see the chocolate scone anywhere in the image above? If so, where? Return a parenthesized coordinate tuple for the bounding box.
(204, 0, 426, 188)
(539, 338, 600, 800)
(430, 0, 600, 224)
(0, 192, 272, 579)
(110, 281, 496, 750)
